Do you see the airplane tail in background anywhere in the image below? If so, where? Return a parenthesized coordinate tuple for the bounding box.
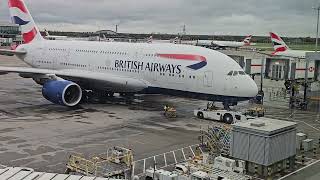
(147, 36, 153, 43)
(269, 32, 289, 55)
(8, 0, 43, 43)
(44, 29, 50, 37)
(243, 35, 252, 45)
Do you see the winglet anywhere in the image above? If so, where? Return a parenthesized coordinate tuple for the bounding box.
(243, 35, 252, 45)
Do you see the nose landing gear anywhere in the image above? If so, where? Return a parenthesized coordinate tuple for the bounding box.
(222, 101, 237, 110)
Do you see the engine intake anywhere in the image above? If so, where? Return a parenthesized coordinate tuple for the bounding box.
(42, 80, 82, 107)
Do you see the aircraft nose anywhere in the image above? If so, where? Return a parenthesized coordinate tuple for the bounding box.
(247, 77, 259, 97)
(239, 76, 258, 98)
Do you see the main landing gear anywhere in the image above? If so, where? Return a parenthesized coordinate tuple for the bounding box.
(81, 90, 135, 104)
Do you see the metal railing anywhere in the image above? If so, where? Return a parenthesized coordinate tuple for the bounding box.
(132, 144, 204, 176)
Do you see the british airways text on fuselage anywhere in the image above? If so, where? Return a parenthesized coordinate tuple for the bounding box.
(114, 60, 182, 74)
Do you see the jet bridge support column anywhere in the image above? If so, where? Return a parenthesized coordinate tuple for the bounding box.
(306, 53, 320, 111)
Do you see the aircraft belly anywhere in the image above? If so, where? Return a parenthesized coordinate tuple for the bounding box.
(60, 77, 145, 93)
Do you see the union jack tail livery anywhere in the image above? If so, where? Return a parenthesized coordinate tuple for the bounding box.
(242, 35, 252, 45)
(8, 0, 43, 43)
(269, 32, 289, 55)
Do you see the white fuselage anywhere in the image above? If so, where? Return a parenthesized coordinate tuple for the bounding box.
(197, 40, 246, 48)
(273, 49, 312, 59)
(16, 40, 258, 102)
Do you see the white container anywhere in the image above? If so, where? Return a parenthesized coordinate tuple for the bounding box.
(296, 133, 307, 150)
(302, 139, 314, 152)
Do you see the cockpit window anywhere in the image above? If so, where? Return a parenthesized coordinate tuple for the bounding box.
(227, 71, 233, 76)
(239, 71, 246, 75)
(233, 71, 238, 76)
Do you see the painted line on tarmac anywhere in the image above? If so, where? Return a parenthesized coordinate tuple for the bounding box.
(278, 159, 320, 180)
(288, 110, 297, 119)
(294, 120, 320, 132)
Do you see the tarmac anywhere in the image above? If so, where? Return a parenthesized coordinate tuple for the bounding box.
(0, 55, 320, 179)
(0, 55, 209, 173)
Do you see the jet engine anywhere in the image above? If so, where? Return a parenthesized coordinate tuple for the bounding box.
(42, 80, 82, 107)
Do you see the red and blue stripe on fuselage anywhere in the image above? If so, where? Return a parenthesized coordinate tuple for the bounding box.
(157, 54, 207, 70)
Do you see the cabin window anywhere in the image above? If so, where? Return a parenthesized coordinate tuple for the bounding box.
(233, 71, 238, 76)
(239, 71, 246, 75)
(227, 71, 233, 76)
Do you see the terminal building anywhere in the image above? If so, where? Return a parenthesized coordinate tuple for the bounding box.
(0, 22, 21, 46)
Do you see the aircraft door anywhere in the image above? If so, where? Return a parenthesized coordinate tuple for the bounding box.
(204, 71, 213, 87)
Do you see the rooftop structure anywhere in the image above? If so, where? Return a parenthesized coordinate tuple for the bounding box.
(231, 118, 297, 166)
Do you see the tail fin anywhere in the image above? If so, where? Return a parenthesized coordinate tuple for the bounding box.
(269, 32, 289, 54)
(243, 35, 252, 45)
(44, 29, 50, 37)
(8, 0, 43, 43)
(172, 37, 180, 44)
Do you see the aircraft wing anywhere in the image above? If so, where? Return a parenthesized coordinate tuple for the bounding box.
(0, 66, 149, 92)
(0, 49, 27, 56)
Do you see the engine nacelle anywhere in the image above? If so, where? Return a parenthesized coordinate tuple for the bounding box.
(42, 80, 82, 107)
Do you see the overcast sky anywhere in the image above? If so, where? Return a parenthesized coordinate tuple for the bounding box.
(0, 0, 319, 37)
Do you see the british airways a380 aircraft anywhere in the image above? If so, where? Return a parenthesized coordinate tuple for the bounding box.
(0, 0, 258, 108)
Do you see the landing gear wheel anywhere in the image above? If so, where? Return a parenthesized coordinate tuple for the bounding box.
(125, 99, 133, 104)
(145, 176, 153, 180)
(98, 98, 107, 104)
(80, 90, 91, 103)
(197, 112, 204, 119)
(223, 113, 233, 124)
(223, 102, 231, 110)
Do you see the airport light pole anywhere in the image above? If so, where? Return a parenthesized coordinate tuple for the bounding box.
(314, 5, 320, 115)
(313, 6, 320, 113)
(313, 5, 320, 52)
(260, 56, 265, 104)
(303, 6, 320, 109)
